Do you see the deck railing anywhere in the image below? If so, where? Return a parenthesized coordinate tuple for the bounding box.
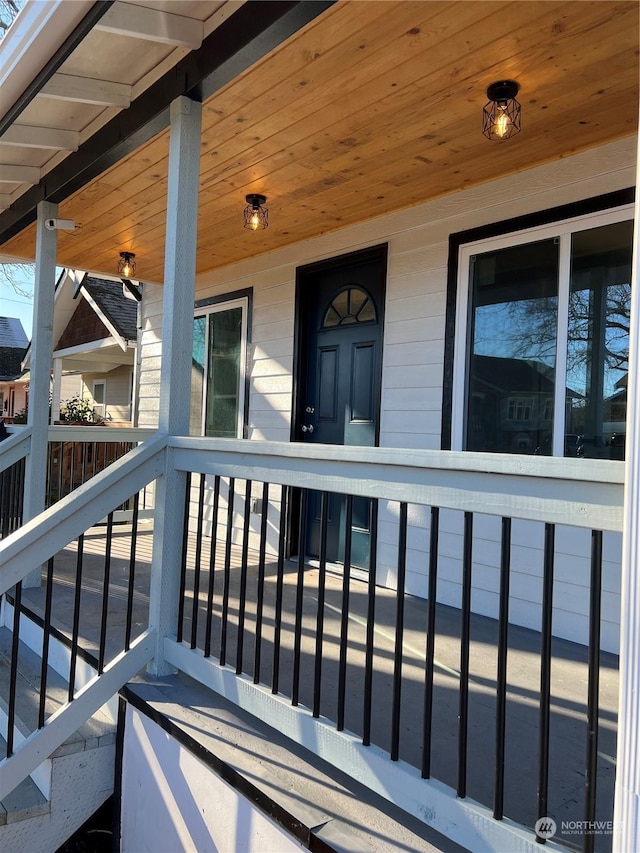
(0, 426, 155, 538)
(167, 437, 624, 853)
(0, 434, 625, 852)
(0, 436, 166, 801)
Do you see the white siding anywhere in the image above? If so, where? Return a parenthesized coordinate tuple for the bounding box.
(81, 365, 132, 423)
(139, 136, 636, 653)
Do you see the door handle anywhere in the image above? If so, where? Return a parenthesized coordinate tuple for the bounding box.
(301, 424, 314, 434)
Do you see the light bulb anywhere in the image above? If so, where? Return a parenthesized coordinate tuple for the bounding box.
(250, 211, 260, 230)
(495, 109, 510, 138)
(122, 261, 132, 276)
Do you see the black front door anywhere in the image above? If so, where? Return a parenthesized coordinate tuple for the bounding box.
(294, 246, 386, 568)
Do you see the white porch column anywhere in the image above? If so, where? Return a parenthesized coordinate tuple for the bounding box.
(51, 357, 62, 423)
(23, 201, 57, 587)
(613, 135, 640, 851)
(148, 95, 202, 676)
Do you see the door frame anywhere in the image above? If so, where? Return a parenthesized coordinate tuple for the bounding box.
(288, 243, 388, 558)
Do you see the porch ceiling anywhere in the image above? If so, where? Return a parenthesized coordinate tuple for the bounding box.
(0, 0, 638, 285)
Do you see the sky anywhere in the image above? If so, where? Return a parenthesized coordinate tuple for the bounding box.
(0, 263, 34, 338)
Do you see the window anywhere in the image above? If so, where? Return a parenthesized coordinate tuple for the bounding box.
(190, 297, 248, 438)
(452, 206, 633, 459)
(92, 380, 106, 420)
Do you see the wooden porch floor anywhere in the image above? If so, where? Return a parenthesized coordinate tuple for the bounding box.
(19, 520, 618, 851)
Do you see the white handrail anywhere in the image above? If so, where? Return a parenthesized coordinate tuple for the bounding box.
(169, 436, 624, 532)
(0, 425, 31, 473)
(0, 434, 168, 596)
(47, 425, 157, 443)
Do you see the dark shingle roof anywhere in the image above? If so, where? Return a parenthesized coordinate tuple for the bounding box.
(0, 346, 26, 381)
(82, 277, 138, 342)
(0, 317, 28, 348)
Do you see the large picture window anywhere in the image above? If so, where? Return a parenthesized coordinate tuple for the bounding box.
(452, 207, 633, 459)
(190, 297, 248, 438)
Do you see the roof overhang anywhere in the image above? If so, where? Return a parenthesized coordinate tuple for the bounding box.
(0, 1, 637, 283)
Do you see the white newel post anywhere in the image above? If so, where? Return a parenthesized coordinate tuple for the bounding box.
(23, 201, 58, 588)
(613, 133, 640, 851)
(148, 95, 202, 676)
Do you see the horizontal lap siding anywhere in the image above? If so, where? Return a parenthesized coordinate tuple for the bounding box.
(139, 136, 635, 653)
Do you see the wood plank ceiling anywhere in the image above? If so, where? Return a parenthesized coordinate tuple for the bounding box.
(1, 0, 638, 284)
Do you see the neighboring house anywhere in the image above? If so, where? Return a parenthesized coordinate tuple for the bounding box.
(0, 317, 28, 422)
(0, 2, 638, 853)
(23, 270, 141, 425)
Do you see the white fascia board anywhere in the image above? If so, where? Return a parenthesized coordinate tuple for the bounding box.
(0, 0, 96, 123)
(53, 338, 121, 360)
(80, 286, 129, 351)
(95, 2, 203, 50)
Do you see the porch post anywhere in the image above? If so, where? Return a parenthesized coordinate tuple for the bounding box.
(147, 95, 202, 676)
(23, 200, 58, 587)
(51, 357, 62, 423)
(613, 134, 640, 850)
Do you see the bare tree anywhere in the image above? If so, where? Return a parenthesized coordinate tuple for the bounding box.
(0, 0, 20, 34)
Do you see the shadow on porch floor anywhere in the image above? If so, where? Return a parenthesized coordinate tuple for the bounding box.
(20, 520, 618, 852)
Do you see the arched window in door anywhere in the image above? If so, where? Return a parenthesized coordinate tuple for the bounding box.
(322, 286, 376, 328)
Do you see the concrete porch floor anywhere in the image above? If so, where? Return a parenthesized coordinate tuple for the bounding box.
(19, 520, 618, 852)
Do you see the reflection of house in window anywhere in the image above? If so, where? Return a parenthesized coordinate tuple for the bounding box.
(467, 355, 580, 455)
(507, 398, 533, 421)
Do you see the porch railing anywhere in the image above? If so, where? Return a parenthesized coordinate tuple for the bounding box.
(0, 436, 166, 801)
(0, 434, 625, 852)
(167, 437, 623, 853)
(0, 426, 155, 538)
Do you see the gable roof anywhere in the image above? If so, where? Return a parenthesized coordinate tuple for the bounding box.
(81, 276, 138, 343)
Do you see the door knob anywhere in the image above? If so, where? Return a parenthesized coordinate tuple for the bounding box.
(301, 424, 314, 433)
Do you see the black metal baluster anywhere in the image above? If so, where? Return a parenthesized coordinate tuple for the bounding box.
(236, 480, 252, 675)
(69, 534, 84, 701)
(537, 523, 555, 839)
(204, 476, 221, 659)
(494, 516, 512, 819)
(57, 441, 64, 504)
(337, 495, 353, 731)
(6, 581, 22, 757)
(254, 481, 269, 684)
(363, 499, 378, 747)
(98, 512, 114, 674)
(176, 471, 192, 644)
(124, 492, 140, 651)
(272, 486, 288, 695)
(584, 530, 603, 853)
(220, 478, 235, 668)
(190, 474, 206, 650)
(292, 489, 308, 706)
(38, 557, 56, 729)
(313, 491, 329, 718)
(457, 511, 473, 798)
(391, 502, 408, 761)
(422, 505, 439, 778)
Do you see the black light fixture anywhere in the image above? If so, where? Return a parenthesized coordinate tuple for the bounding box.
(482, 81, 521, 140)
(118, 251, 136, 278)
(243, 194, 268, 231)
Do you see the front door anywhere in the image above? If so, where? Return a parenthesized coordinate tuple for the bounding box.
(294, 246, 386, 568)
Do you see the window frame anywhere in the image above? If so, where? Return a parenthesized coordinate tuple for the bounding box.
(192, 293, 250, 439)
(92, 379, 106, 420)
(450, 201, 634, 455)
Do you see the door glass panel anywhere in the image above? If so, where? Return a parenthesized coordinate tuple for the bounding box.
(466, 238, 559, 454)
(205, 307, 242, 438)
(566, 220, 632, 459)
